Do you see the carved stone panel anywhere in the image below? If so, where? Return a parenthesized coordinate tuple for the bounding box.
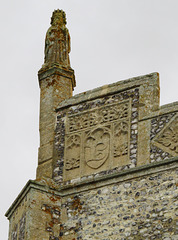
(152, 115, 178, 156)
(65, 134, 81, 170)
(113, 121, 130, 167)
(63, 100, 132, 180)
(84, 127, 110, 169)
(67, 101, 129, 133)
(64, 134, 81, 180)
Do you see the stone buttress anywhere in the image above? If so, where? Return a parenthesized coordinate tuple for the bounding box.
(6, 9, 178, 240)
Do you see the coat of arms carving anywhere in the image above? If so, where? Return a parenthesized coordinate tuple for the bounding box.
(84, 127, 110, 169)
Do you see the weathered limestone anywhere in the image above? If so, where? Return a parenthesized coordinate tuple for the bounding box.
(37, 67, 75, 179)
(6, 181, 61, 239)
(43, 9, 71, 70)
(6, 9, 178, 240)
(36, 10, 76, 179)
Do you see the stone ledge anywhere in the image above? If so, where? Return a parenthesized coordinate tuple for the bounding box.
(56, 72, 159, 110)
(5, 156, 177, 220)
(59, 156, 177, 194)
(38, 65, 76, 90)
(5, 179, 61, 220)
(140, 101, 178, 121)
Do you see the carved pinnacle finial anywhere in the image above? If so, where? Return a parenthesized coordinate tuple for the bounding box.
(42, 9, 71, 69)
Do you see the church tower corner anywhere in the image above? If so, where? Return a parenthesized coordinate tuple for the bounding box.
(36, 9, 76, 180)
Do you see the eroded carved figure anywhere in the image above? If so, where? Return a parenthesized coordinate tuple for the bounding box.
(43, 9, 71, 69)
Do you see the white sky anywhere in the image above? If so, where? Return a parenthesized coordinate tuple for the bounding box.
(1, 0, 178, 238)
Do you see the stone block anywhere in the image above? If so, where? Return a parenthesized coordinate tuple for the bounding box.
(38, 141, 53, 164)
(36, 159, 53, 179)
(137, 119, 151, 166)
(39, 123, 54, 146)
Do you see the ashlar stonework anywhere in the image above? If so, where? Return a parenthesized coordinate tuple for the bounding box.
(6, 9, 178, 240)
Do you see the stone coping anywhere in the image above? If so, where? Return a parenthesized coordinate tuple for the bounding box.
(140, 100, 178, 121)
(5, 156, 177, 219)
(56, 72, 159, 111)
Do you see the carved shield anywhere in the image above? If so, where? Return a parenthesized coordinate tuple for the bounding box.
(84, 128, 110, 169)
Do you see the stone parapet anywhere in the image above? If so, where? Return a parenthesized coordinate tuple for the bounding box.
(53, 72, 177, 185)
(56, 72, 159, 120)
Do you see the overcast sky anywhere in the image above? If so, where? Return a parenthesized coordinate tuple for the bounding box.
(1, 0, 178, 238)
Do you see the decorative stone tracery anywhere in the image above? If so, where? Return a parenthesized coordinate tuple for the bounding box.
(54, 88, 139, 182)
(113, 121, 129, 158)
(62, 98, 134, 180)
(68, 101, 129, 133)
(65, 134, 81, 170)
(152, 115, 178, 157)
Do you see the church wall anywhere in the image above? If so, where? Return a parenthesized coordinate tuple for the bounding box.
(50, 72, 178, 239)
(6, 72, 178, 240)
(59, 163, 177, 240)
(6, 181, 62, 240)
(8, 195, 27, 240)
(6, 159, 177, 240)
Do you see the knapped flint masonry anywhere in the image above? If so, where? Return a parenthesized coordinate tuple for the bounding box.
(6, 9, 178, 240)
